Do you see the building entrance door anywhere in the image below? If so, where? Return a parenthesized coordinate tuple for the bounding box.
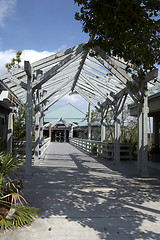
(55, 130, 64, 142)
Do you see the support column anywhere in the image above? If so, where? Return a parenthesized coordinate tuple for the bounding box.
(24, 61, 33, 179)
(49, 123, 52, 142)
(64, 128, 66, 142)
(100, 108, 106, 158)
(88, 102, 91, 140)
(39, 104, 44, 142)
(100, 108, 105, 142)
(101, 122, 105, 142)
(34, 90, 40, 164)
(69, 125, 73, 140)
(137, 95, 149, 176)
(114, 114, 121, 164)
(7, 112, 13, 153)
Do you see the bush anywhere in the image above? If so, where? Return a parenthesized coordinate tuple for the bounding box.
(0, 152, 39, 232)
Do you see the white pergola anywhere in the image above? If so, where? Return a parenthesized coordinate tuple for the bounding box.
(0, 41, 158, 178)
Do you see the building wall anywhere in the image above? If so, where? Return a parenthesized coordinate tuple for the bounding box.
(0, 106, 10, 149)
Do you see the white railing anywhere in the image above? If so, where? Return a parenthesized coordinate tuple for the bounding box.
(39, 137, 50, 157)
(13, 137, 50, 159)
(13, 141, 35, 159)
(70, 138, 133, 161)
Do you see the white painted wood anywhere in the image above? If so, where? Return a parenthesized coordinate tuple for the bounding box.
(24, 61, 33, 179)
(114, 113, 121, 165)
(39, 103, 44, 142)
(40, 78, 73, 104)
(137, 94, 149, 176)
(32, 43, 85, 71)
(88, 102, 91, 140)
(34, 90, 40, 165)
(75, 87, 100, 108)
(33, 51, 83, 91)
(43, 88, 70, 111)
(95, 54, 130, 85)
(7, 112, 13, 153)
(69, 125, 73, 140)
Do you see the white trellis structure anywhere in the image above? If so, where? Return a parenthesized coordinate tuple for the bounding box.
(0, 41, 158, 178)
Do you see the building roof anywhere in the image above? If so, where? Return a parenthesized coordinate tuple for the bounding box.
(44, 103, 88, 126)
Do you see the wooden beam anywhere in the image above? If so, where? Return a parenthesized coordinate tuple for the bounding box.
(71, 35, 94, 92)
(32, 49, 83, 91)
(24, 61, 32, 78)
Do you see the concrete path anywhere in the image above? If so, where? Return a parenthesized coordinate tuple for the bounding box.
(1, 142, 160, 239)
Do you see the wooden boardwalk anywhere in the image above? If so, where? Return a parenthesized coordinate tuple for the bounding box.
(1, 142, 160, 240)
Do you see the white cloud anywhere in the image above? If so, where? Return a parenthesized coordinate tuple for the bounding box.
(21, 49, 55, 64)
(0, 49, 55, 75)
(0, 0, 16, 27)
(0, 49, 16, 74)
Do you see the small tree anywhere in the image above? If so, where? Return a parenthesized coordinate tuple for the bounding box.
(13, 105, 26, 141)
(5, 51, 27, 142)
(85, 106, 137, 143)
(74, 0, 160, 77)
(5, 51, 22, 72)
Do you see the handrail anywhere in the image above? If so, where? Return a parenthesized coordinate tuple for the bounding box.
(70, 138, 133, 161)
(39, 137, 50, 157)
(13, 137, 50, 159)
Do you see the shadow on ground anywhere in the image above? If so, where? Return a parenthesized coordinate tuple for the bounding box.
(17, 143, 160, 239)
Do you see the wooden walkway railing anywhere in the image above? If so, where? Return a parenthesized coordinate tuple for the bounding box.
(13, 137, 50, 159)
(70, 138, 133, 161)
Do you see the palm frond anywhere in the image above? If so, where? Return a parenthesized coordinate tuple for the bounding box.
(0, 205, 39, 232)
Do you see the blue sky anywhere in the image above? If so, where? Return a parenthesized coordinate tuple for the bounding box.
(0, 0, 90, 112)
(0, 0, 88, 51)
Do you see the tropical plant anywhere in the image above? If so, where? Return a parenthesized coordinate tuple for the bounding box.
(0, 152, 39, 232)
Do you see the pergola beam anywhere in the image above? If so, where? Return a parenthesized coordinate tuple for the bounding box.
(75, 87, 100, 109)
(40, 78, 73, 104)
(43, 87, 71, 111)
(32, 43, 85, 71)
(71, 36, 94, 92)
(32, 51, 83, 92)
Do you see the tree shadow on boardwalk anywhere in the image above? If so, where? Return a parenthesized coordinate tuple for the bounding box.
(18, 144, 160, 239)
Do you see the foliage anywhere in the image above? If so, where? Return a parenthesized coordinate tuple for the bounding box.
(5, 51, 27, 142)
(0, 152, 23, 187)
(91, 144, 97, 155)
(0, 152, 39, 232)
(0, 206, 39, 232)
(13, 104, 26, 141)
(74, 0, 160, 74)
(85, 106, 137, 144)
(5, 51, 22, 72)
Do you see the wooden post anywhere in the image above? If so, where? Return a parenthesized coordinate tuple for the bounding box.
(39, 103, 44, 142)
(69, 125, 73, 140)
(114, 114, 121, 164)
(100, 108, 105, 157)
(49, 123, 52, 142)
(64, 128, 66, 142)
(101, 108, 105, 142)
(7, 112, 13, 153)
(88, 102, 91, 140)
(24, 61, 33, 179)
(137, 95, 149, 176)
(34, 90, 40, 165)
